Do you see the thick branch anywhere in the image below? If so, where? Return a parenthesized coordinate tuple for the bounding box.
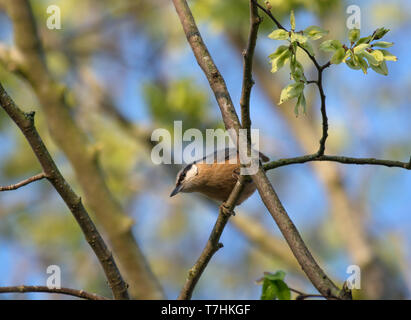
(172, 0, 348, 299)
(0, 172, 46, 191)
(0, 83, 129, 300)
(0, 285, 109, 300)
(264, 154, 411, 171)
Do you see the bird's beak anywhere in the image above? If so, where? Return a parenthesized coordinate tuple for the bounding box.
(170, 184, 183, 197)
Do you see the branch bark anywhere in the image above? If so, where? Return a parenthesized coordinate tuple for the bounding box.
(0, 82, 129, 299)
(0, 285, 109, 300)
(3, 0, 163, 299)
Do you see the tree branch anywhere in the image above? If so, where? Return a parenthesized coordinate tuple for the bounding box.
(0, 82, 129, 300)
(0, 285, 109, 300)
(172, 0, 349, 300)
(171, 0, 240, 133)
(0, 172, 47, 191)
(264, 154, 411, 171)
(178, 177, 247, 300)
(240, 1, 261, 136)
(3, 0, 163, 299)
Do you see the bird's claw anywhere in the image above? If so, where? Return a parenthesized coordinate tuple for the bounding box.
(220, 203, 235, 216)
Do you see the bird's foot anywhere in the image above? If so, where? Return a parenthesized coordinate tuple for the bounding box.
(220, 203, 235, 216)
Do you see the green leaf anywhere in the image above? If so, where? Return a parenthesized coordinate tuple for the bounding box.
(264, 270, 286, 281)
(319, 39, 343, 52)
(346, 58, 361, 70)
(304, 26, 329, 40)
(290, 60, 306, 82)
(353, 43, 370, 54)
(299, 41, 315, 56)
(274, 280, 291, 300)
(290, 32, 308, 44)
(361, 50, 384, 66)
(268, 45, 288, 60)
(356, 36, 372, 45)
(372, 41, 394, 48)
(295, 92, 306, 116)
(349, 28, 360, 42)
(357, 55, 369, 74)
(380, 49, 398, 61)
(268, 29, 289, 40)
(260, 279, 291, 300)
(370, 60, 388, 75)
(269, 46, 291, 73)
(279, 82, 304, 105)
(261, 279, 276, 300)
(374, 27, 390, 40)
(330, 47, 346, 64)
(290, 10, 296, 30)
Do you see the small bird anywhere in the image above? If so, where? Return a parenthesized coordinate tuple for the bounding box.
(170, 148, 269, 205)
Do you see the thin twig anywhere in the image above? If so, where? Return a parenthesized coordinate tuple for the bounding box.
(240, 1, 261, 139)
(0, 172, 47, 191)
(0, 83, 129, 300)
(289, 287, 324, 300)
(0, 285, 110, 300)
(178, 177, 248, 300)
(264, 154, 411, 171)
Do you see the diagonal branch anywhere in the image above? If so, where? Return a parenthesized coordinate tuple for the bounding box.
(240, 1, 261, 135)
(172, 0, 240, 133)
(172, 0, 349, 300)
(178, 177, 247, 300)
(0, 285, 110, 300)
(0, 172, 47, 191)
(0, 82, 129, 300)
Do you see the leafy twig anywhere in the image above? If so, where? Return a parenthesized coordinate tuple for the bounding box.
(253, 0, 331, 154)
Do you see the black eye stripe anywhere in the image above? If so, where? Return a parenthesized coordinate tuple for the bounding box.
(178, 164, 192, 184)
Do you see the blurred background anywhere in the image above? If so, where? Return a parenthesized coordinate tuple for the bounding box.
(0, 0, 410, 299)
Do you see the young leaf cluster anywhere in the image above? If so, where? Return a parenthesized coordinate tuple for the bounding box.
(258, 270, 291, 300)
(268, 11, 397, 116)
(319, 27, 397, 75)
(268, 11, 328, 115)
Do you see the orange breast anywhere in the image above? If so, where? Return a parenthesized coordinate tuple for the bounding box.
(193, 161, 256, 204)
